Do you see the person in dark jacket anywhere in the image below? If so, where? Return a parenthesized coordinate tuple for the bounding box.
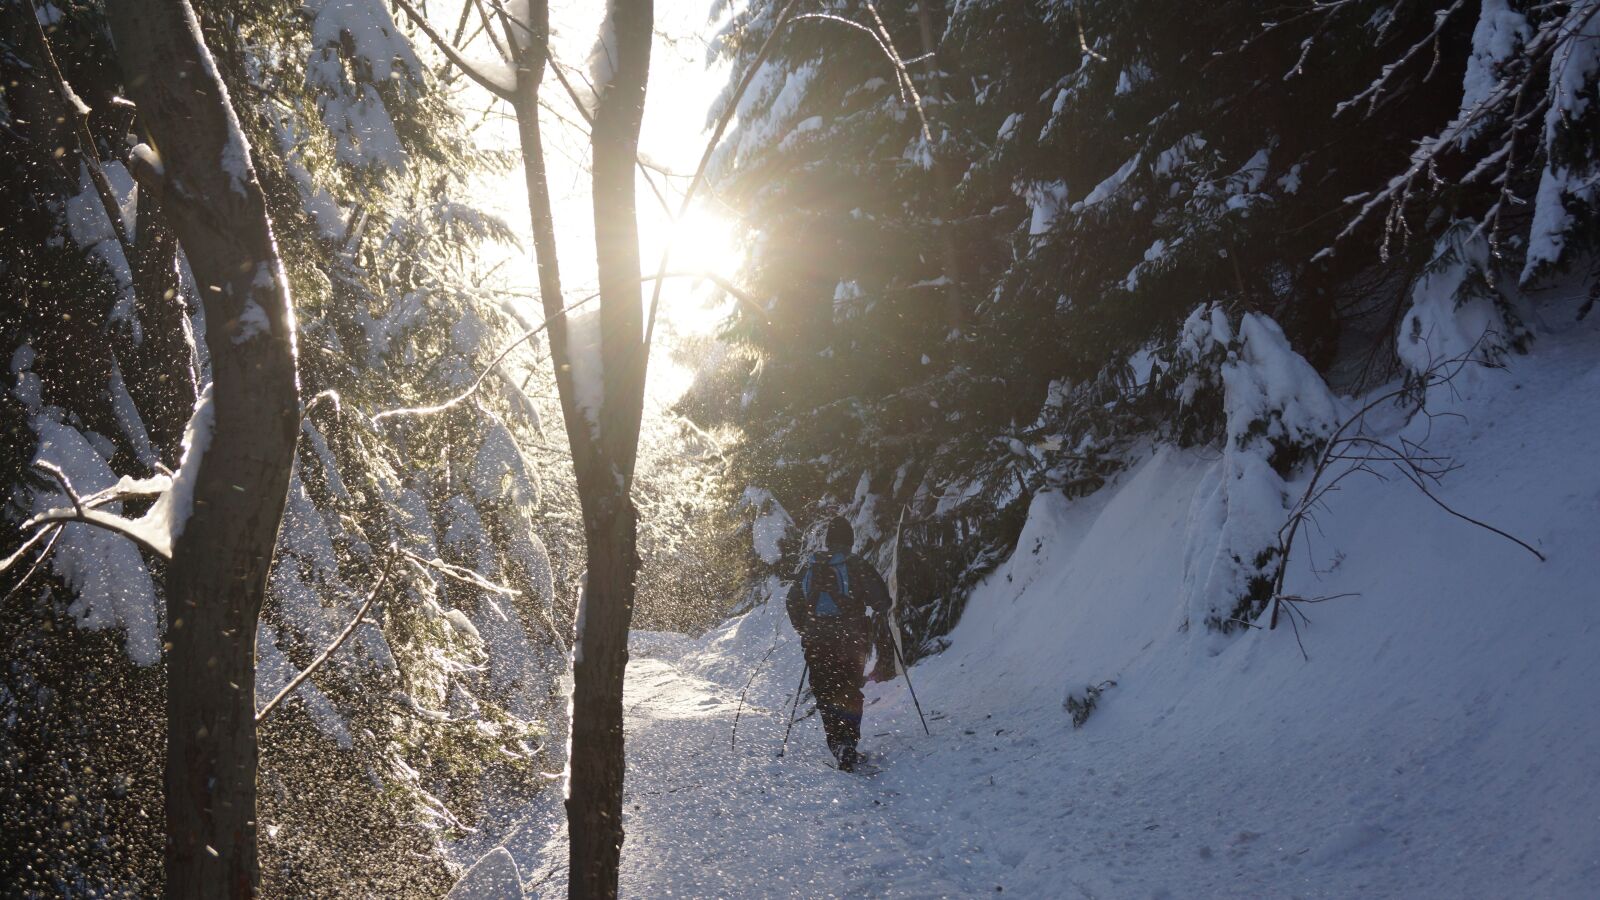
(785, 515, 898, 771)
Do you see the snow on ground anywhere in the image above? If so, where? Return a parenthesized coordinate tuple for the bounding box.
(474, 323, 1600, 897)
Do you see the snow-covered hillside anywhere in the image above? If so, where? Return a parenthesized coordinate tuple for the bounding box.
(464, 319, 1600, 898)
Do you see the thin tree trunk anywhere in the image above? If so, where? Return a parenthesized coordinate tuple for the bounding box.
(565, 5, 651, 897)
(391, 0, 652, 892)
(593, 2, 652, 480)
(107, 2, 300, 897)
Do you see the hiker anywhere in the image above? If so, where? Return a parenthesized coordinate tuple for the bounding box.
(785, 515, 898, 771)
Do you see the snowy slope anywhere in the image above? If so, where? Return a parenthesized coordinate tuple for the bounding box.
(474, 323, 1600, 898)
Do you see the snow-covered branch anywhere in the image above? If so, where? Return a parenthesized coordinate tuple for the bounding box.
(1315, 0, 1600, 266)
(391, 0, 517, 100)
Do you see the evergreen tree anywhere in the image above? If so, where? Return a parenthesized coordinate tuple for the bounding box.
(699, 0, 1600, 647)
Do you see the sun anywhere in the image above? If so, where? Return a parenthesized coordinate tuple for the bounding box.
(638, 202, 745, 335)
(640, 203, 742, 280)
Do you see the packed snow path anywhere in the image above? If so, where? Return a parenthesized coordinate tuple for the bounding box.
(471, 326, 1600, 898)
(509, 615, 1167, 898)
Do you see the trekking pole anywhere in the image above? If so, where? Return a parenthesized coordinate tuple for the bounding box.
(776, 662, 809, 758)
(882, 507, 929, 736)
(891, 640, 931, 737)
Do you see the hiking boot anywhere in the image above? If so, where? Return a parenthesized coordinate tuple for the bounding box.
(837, 745, 859, 772)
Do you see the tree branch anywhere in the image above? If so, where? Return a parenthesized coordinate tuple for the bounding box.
(21, 461, 171, 558)
(255, 548, 399, 724)
(0, 521, 62, 577)
(0, 525, 62, 607)
(391, 0, 515, 101)
(24, 0, 136, 261)
(372, 271, 760, 424)
(400, 547, 519, 596)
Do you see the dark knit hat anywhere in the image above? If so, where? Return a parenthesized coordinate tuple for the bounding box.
(824, 515, 853, 552)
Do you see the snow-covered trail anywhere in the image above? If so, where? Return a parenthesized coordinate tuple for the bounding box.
(500, 616, 1006, 897)
(466, 323, 1600, 899)
(593, 626, 1203, 899)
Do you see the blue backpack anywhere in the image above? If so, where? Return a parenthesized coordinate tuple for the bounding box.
(801, 552, 852, 619)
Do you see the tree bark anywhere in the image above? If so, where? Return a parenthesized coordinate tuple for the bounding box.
(565, 5, 651, 898)
(106, 3, 300, 898)
(390, 0, 652, 892)
(493, 1, 651, 894)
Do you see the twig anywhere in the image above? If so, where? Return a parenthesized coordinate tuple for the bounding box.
(1, 520, 61, 575)
(730, 637, 780, 751)
(470, 0, 511, 65)
(303, 389, 342, 421)
(1391, 457, 1546, 561)
(1280, 598, 1310, 661)
(863, 0, 934, 143)
(34, 460, 84, 519)
(1074, 6, 1108, 63)
(256, 548, 399, 724)
(1336, 0, 1465, 118)
(451, 0, 474, 47)
(794, 13, 908, 102)
(0, 524, 62, 601)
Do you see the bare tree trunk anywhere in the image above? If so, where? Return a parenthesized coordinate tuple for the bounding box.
(388, 1, 652, 892)
(565, 7, 651, 897)
(504, 1, 651, 893)
(107, 3, 300, 897)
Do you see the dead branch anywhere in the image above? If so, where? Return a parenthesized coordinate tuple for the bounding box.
(1270, 343, 1545, 634)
